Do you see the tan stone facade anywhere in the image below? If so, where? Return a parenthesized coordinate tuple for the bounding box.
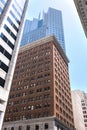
(3, 36, 75, 130)
(2, 117, 73, 130)
(72, 90, 87, 130)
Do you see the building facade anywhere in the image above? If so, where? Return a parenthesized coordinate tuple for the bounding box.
(73, 0, 87, 37)
(72, 90, 87, 130)
(21, 8, 65, 52)
(0, 0, 29, 129)
(3, 36, 75, 130)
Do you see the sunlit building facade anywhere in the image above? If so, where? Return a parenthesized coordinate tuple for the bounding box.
(72, 90, 87, 130)
(0, 0, 29, 129)
(2, 36, 75, 130)
(73, 0, 87, 37)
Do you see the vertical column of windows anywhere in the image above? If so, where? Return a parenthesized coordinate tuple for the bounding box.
(11, 6, 21, 22)
(0, 58, 8, 88)
(7, 17, 19, 32)
(2, 0, 25, 55)
(0, 27, 13, 81)
(0, 77, 5, 87)
(4, 24, 17, 40)
(0, 60, 8, 73)
(0, 0, 7, 15)
(0, 33, 14, 49)
(0, 0, 26, 89)
(8, 0, 24, 34)
(0, 6, 2, 14)
(0, 1, 18, 70)
(0, 25, 14, 75)
(0, 32, 14, 67)
(14, 0, 23, 12)
(0, 45, 12, 60)
(0, 0, 9, 88)
(12, 4, 21, 18)
(10, 10, 20, 25)
(0, 0, 27, 89)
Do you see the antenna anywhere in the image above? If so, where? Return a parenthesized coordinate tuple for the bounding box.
(38, 12, 41, 20)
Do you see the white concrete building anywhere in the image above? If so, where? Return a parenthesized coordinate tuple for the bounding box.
(72, 90, 87, 130)
(0, 0, 29, 129)
(73, 0, 87, 37)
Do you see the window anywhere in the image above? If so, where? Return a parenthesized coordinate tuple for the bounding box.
(44, 86, 50, 91)
(44, 103, 50, 107)
(0, 60, 8, 73)
(0, 33, 14, 49)
(35, 104, 42, 109)
(7, 17, 18, 32)
(14, 0, 22, 12)
(37, 88, 42, 93)
(19, 126, 22, 130)
(10, 11, 20, 25)
(56, 96, 58, 102)
(44, 94, 50, 99)
(11, 127, 14, 130)
(0, 7, 2, 13)
(12, 4, 21, 17)
(0, 45, 12, 60)
(26, 125, 30, 130)
(4, 128, 7, 130)
(35, 125, 39, 130)
(56, 104, 59, 110)
(4, 24, 16, 40)
(44, 123, 49, 129)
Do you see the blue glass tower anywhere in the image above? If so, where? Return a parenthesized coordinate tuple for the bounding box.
(21, 7, 65, 51)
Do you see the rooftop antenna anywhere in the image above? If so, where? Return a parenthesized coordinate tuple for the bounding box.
(43, 9, 44, 18)
(38, 12, 41, 20)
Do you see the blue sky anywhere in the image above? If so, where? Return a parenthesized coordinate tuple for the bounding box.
(26, 0, 87, 92)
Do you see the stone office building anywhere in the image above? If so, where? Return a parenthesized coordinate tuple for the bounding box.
(2, 36, 75, 130)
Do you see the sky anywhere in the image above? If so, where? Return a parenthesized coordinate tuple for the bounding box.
(25, 0, 87, 92)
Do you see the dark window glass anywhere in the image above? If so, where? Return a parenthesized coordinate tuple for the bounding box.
(0, 77, 5, 88)
(26, 125, 30, 130)
(0, 60, 8, 73)
(35, 125, 39, 130)
(44, 123, 49, 129)
(4, 128, 7, 130)
(4, 24, 16, 40)
(0, 7, 2, 13)
(0, 33, 14, 49)
(7, 17, 19, 32)
(19, 126, 22, 130)
(11, 127, 14, 130)
(0, 45, 12, 60)
(10, 11, 20, 25)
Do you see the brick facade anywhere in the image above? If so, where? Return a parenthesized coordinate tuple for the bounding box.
(3, 36, 75, 130)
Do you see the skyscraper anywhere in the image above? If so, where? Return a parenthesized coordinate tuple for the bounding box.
(21, 7, 66, 51)
(73, 0, 87, 37)
(72, 90, 87, 130)
(2, 36, 75, 130)
(0, 0, 29, 129)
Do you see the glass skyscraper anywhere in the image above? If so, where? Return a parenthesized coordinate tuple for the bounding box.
(0, 0, 29, 129)
(21, 7, 65, 52)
